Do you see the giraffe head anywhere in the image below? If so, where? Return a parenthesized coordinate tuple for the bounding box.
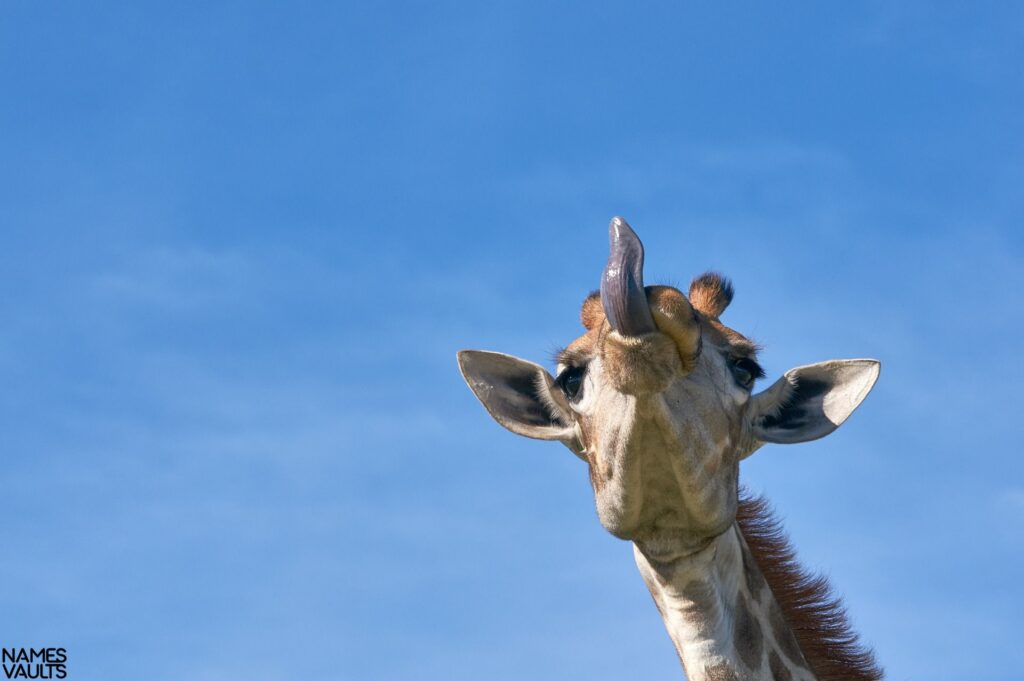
(458, 218, 879, 554)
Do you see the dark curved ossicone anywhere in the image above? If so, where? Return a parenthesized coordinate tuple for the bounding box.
(600, 216, 656, 336)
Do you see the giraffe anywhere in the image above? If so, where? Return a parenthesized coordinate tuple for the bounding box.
(457, 218, 883, 681)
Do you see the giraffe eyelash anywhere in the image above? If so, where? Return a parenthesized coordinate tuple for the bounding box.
(552, 347, 590, 369)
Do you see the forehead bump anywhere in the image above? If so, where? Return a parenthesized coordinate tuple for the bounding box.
(688, 271, 734, 319)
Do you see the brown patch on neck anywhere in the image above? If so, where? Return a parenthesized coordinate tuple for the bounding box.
(704, 662, 740, 681)
(732, 592, 764, 672)
(736, 492, 884, 681)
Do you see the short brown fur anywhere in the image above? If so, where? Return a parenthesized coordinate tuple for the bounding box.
(581, 291, 604, 330)
(737, 493, 883, 681)
(689, 272, 734, 319)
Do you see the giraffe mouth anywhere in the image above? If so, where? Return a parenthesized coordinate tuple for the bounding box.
(601, 216, 656, 337)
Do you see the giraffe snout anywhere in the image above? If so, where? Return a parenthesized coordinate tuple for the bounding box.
(600, 330, 682, 395)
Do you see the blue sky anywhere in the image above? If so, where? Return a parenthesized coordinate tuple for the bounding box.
(1, 2, 1022, 679)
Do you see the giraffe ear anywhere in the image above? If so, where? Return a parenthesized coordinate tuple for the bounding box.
(746, 359, 880, 449)
(457, 350, 581, 451)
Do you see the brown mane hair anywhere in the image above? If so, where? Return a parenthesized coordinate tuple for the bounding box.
(737, 492, 884, 681)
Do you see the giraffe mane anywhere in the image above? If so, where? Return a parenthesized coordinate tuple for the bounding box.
(737, 491, 884, 681)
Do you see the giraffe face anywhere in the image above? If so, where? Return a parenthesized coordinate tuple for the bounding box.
(458, 218, 879, 551)
(547, 283, 765, 547)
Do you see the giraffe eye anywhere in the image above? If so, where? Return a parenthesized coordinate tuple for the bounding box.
(730, 357, 764, 389)
(556, 365, 586, 401)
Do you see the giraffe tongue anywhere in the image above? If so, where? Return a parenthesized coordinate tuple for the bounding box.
(600, 216, 656, 337)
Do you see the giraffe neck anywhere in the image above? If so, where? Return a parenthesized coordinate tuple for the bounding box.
(633, 523, 816, 681)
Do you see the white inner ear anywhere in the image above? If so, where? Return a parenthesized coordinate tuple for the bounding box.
(457, 349, 580, 444)
(794, 359, 881, 428)
(819, 365, 879, 425)
(747, 358, 881, 448)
